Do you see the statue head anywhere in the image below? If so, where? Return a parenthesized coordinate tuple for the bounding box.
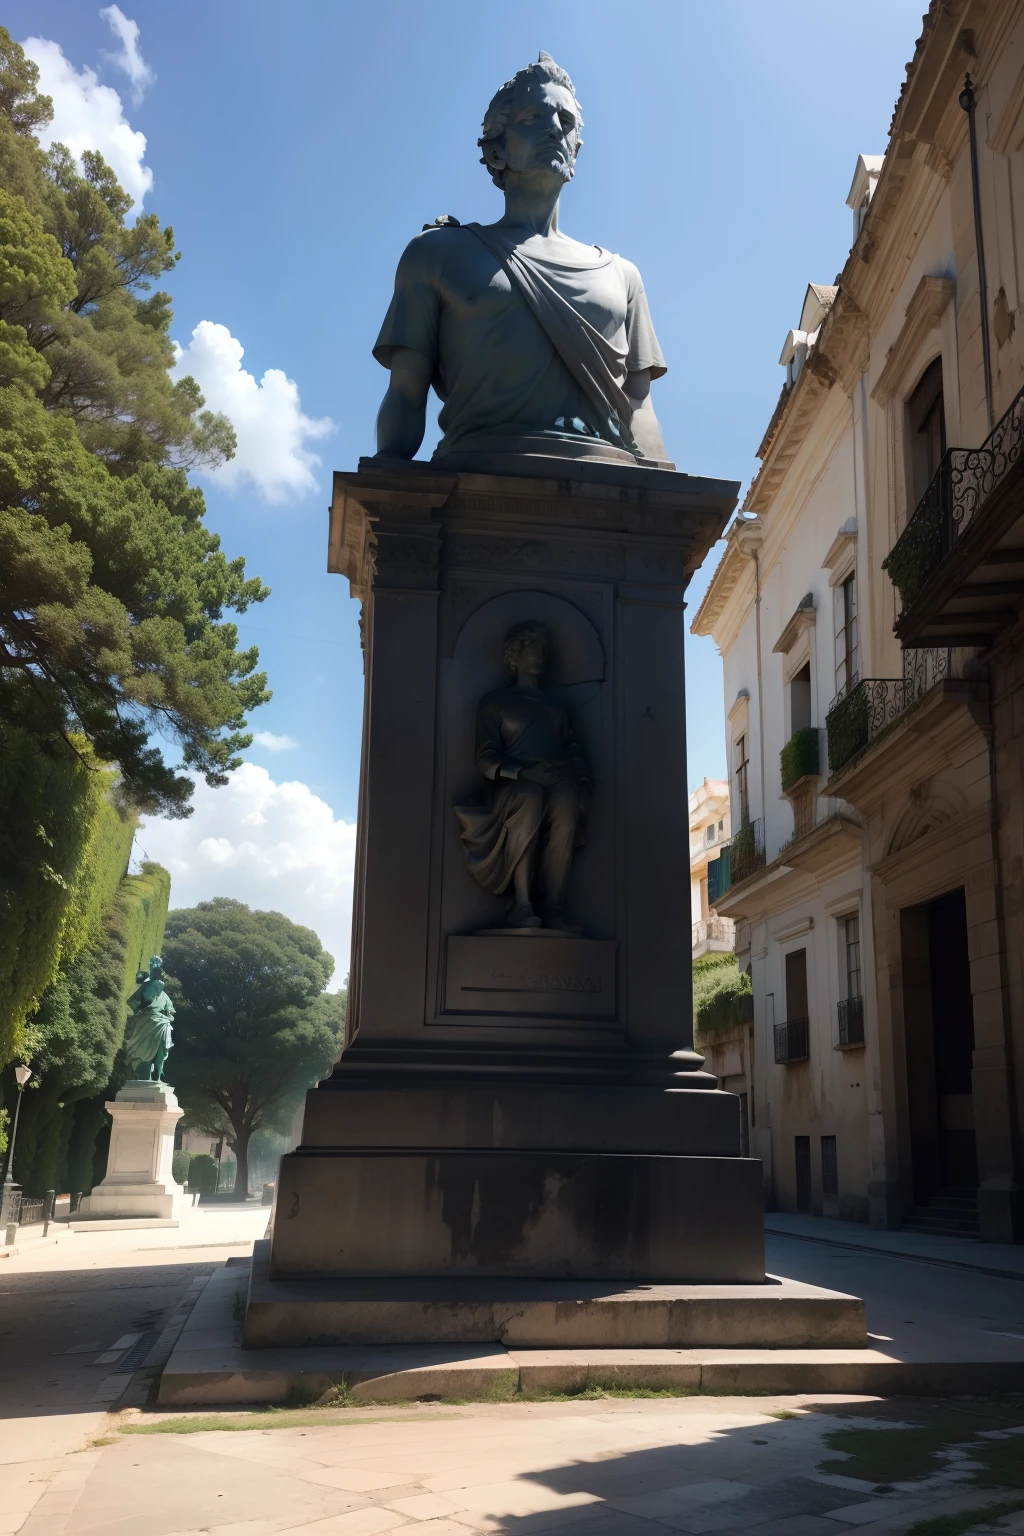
(478, 52, 584, 191)
(504, 621, 551, 679)
(149, 955, 163, 977)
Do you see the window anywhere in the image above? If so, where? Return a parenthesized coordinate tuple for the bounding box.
(789, 661, 812, 735)
(821, 1135, 838, 1198)
(834, 575, 859, 696)
(718, 819, 724, 835)
(785, 948, 809, 1022)
(842, 914, 861, 1001)
(705, 824, 716, 846)
(907, 356, 946, 506)
(734, 735, 750, 829)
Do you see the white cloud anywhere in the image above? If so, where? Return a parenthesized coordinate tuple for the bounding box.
(253, 731, 299, 752)
(137, 764, 356, 989)
(172, 322, 334, 504)
(24, 34, 152, 212)
(100, 5, 154, 105)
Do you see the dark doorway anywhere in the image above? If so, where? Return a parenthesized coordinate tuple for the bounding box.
(901, 887, 977, 1203)
(795, 1136, 812, 1213)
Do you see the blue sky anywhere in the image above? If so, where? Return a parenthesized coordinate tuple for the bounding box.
(17, 1, 925, 974)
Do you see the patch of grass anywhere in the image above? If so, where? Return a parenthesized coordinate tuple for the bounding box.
(121, 1407, 464, 1435)
(971, 1436, 1024, 1490)
(230, 1288, 245, 1324)
(820, 1423, 958, 1483)
(820, 1412, 1024, 1488)
(907, 1494, 1024, 1536)
(769, 1410, 800, 1420)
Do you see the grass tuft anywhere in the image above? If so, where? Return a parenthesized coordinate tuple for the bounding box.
(906, 1494, 1024, 1536)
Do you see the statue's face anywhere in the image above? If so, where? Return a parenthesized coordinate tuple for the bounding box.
(501, 78, 580, 183)
(516, 630, 547, 676)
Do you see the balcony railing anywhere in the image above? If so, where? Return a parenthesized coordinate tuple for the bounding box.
(883, 381, 1024, 614)
(692, 915, 736, 952)
(826, 647, 967, 774)
(730, 818, 766, 885)
(774, 1017, 810, 1064)
(837, 995, 865, 1048)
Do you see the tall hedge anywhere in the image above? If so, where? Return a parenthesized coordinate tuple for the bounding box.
(0, 728, 128, 1068)
(13, 861, 171, 1196)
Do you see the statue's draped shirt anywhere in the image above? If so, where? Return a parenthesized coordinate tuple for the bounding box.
(124, 976, 175, 1066)
(456, 684, 591, 895)
(374, 225, 666, 458)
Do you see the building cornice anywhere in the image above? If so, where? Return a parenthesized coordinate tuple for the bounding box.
(690, 520, 760, 638)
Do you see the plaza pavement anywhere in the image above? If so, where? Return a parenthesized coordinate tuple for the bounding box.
(1, 1208, 1023, 1534)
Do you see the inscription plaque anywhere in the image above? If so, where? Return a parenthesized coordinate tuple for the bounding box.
(445, 934, 616, 1019)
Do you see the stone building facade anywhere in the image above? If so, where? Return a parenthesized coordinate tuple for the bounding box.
(689, 777, 734, 957)
(693, 0, 1024, 1242)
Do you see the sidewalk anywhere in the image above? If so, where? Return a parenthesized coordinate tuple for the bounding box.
(765, 1211, 1024, 1280)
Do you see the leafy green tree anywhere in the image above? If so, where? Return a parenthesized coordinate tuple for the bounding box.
(0, 30, 235, 473)
(0, 27, 268, 818)
(162, 901, 347, 1199)
(0, 389, 269, 815)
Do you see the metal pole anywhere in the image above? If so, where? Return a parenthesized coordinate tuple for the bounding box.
(1, 1084, 24, 1191)
(961, 74, 994, 429)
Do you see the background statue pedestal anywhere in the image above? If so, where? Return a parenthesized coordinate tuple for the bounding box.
(265, 458, 766, 1305)
(78, 1081, 189, 1222)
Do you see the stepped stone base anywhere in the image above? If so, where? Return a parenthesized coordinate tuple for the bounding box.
(245, 1241, 864, 1349)
(158, 1264, 1024, 1406)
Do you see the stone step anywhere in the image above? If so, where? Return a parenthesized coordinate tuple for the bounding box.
(243, 1241, 866, 1351)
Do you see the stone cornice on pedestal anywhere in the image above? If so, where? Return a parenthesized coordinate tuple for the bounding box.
(329, 459, 739, 605)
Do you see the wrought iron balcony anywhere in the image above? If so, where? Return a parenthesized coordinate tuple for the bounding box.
(837, 995, 865, 1047)
(826, 647, 967, 775)
(883, 381, 1024, 631)
(774, 1017, 810, 1064)
(730, 818, 766, 885)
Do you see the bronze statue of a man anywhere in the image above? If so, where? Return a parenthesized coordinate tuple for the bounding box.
(123, 956, 175, 1082)
(373, 52, 669, 466)
(457, 623, 591, 930)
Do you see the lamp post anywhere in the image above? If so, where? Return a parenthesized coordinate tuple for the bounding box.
(2, 1064, 35, 1227)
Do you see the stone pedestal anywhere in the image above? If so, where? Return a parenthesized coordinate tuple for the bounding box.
(266, 457, 766, 1309)
(78, 1081, 189, 1221)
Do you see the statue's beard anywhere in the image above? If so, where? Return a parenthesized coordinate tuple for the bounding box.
(508, 154, 576, 188)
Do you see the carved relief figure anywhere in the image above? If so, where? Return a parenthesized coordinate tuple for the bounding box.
(372, 52, 669, 466)
(457, 623, 591, 930)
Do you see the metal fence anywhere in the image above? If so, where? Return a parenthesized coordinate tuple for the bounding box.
(826, 647, 968, 775)
(883, 379, 1024, 613)
(774, 1017, 810, 1064)
(837, 996, 865, 1047)
(731, 818, 766, 885)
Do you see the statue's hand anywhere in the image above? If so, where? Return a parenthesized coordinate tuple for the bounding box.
(518, 761, 562, 788)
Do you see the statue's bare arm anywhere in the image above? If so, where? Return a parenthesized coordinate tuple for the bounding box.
(625, 369, 667, 462)
(374, 347, 433, 459)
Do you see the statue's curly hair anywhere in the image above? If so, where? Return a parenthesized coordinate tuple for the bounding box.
(478, 52, 584, 191)
(503, 621, 551, 673)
